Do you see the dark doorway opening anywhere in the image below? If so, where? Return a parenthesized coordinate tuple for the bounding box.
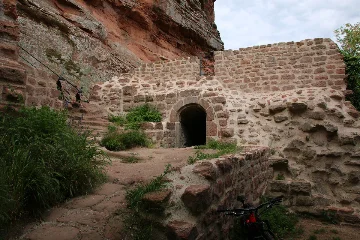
(180, 104, 206, 147)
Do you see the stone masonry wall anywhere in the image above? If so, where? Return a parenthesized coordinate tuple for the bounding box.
(214, 38, 345, 92)
(142, 147, 272, 240)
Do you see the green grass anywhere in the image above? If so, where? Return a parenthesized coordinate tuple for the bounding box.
(188, 139, 240, 164)
(0, 107, 108, 232)
(109, 104, 161, 130)
(330, 229, 339, 234)
(100, 130, 150, 151)
(332, 237, 341, 240)
(124, 165, 171, 240)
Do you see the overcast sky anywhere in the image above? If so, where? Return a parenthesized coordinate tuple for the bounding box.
(214, 0, 360, 50)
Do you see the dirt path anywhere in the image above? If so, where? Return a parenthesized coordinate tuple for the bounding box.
(13, 147, 197, 240)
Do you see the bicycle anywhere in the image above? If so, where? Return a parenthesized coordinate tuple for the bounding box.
(217, 195, 284, 240)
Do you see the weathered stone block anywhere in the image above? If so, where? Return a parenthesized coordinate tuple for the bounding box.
(270, 180, 289, 193)
(220, 128, 234, 138)
(269, 103, 287, 114)
(193, 162, 217, 181)
(288, 102, 308, 113)
(166, 221, 198, 240)
(181, 185, 211, 215)
(274, 115, 288, 123)
(290, 181, 311, 195)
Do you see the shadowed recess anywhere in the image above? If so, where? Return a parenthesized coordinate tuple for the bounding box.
(180, 104, 206, 147)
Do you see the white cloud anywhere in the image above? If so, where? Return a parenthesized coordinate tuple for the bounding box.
(215, 0, 360, 49)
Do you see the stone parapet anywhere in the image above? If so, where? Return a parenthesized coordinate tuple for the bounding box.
(214, 38, 345, 92)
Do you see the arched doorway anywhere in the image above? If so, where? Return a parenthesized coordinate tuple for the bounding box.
(179, 104, 206, 147)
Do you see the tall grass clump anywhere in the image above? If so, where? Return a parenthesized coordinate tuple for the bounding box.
(0, 106, 108, 231)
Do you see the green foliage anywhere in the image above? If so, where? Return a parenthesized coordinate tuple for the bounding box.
(189, 139, 240, 164)
(335, 22, 360, 56)
(335, 22, 360, 110)
(100, 130, 149, 151)
(124, 165, 171, 240)
(107, 124, 117, 133)
(260, 200, 301, 239)
(276, 173, 285, 180)
(343, 54, 360, 110)
(126, 104, 162, 123)
(330, 229, 339, 234)
(108, 104, 162, 130)
(0, 107, 108, 231)
(108, 115, 127, 126)
(126, 164, 170, 211)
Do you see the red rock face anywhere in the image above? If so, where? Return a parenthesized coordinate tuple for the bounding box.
(16, 0, 223, 86)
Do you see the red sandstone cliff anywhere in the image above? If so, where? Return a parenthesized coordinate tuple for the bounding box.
(16, 0, 223, 88)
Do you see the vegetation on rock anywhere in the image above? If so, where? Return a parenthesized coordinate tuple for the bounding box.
(0, 107, 108, 232)
(188, 139, 240, 164)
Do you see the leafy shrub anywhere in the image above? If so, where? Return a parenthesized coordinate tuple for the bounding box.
(189, 139, 240, 164)
(0, 107, 108, 231)
(101, 130, 149, 151)
(108, 104, 162, 130)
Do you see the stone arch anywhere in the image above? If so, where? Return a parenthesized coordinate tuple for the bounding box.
(170, 97, 217, 147)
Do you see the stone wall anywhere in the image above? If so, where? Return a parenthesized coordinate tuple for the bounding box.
(214, 38, 345, 92)
(142, 147, 272, 239)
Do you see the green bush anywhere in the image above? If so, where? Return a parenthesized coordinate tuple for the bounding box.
(108, 104, 162, 130)
(101, 130, 149, 151)
(0, 107, 108, 230)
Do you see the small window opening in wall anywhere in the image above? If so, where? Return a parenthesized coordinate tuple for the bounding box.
(179, 104, 206, 147)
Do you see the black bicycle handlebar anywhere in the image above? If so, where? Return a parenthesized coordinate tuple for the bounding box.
(217, 196, 284, 215)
